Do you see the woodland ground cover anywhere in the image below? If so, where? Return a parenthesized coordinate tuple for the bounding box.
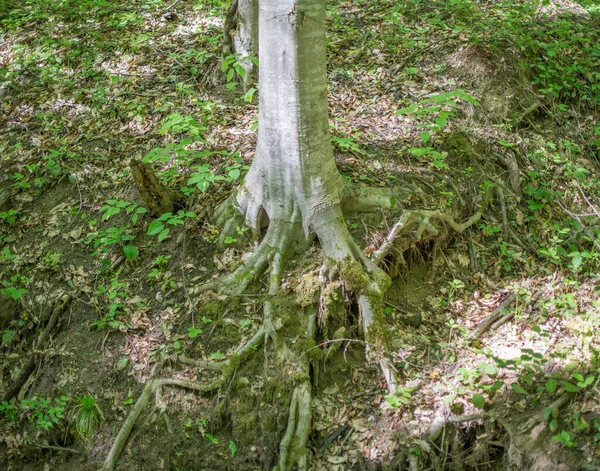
(1, 0, 600, 469)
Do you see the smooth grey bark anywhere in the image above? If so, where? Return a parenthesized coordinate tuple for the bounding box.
(237, 0, 344, 242)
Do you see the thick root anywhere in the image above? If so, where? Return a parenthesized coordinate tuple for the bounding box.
(99, 322, 274, 471)
(339, 184, 403, 214)
(193, 220, 302, 296)
(278, 383, 312, 471)
(277, 307, 316, 471)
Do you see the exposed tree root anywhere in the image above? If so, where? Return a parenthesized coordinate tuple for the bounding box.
(279, 382, 312, 471)
(2, 294, 73, 403)
(373, 209, 482, 265)
(99, 319, 277, 471)
(113, 192, 480, 470)
(193, 220, 303, 296)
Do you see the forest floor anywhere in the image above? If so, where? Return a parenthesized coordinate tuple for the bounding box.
(1, 0, 600, 470)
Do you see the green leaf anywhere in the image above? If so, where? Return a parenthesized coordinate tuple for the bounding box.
(559, 380, 578, 392)
(205, 433, 218, 444)
(147, 220, 165, 236)
(511, 383, 527, 394)
(2, 330, 16, 344)
(229, 440, 238, 457)
(228, 168, 241, 180)
(545, 378, 558, 394)
(420, 131, 431, 143)
(123, 245, 139, 260)
(471, 394, 486, 409)
(187, 327, 202, 338)
(396, 104, 418, 115)
(157, 228, 170, 242)
(1, 287, 27, 300)
(435, 116, 447, 128)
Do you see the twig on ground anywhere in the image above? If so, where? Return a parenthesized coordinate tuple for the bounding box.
(469, 293, 516, 340)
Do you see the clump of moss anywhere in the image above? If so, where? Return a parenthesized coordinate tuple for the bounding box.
(199, 299, 224, 319)
(295, 273, 321, 307)
(340, 260, 368, 292)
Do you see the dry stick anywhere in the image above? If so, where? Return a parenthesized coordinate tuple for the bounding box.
(1, 295, 72, 403)
(495, 183, 528, 251)
(469, 294, 516, 340)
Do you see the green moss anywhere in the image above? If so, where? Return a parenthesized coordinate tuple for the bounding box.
(340, 259, 369, 292)
(372, 268, 392, 293)
(199, 300, 224, 318)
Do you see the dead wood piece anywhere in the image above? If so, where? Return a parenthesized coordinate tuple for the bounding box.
(520, 392, 575, 434)
(1, 295, 72, 403)
(469, 294, 516, 340)
(0, 187, 12, 211)
(129, 159, 176, 217)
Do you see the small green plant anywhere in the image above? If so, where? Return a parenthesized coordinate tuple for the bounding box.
(1, 274, 30, 300)
(92, 279, 132, 331)
(229, 440, 238, 457)
(186, 161, 247, 194)
(148, 255, 172, 278)
(0, 209, 20, 225)
(0, 247, 17, 262)
(84, 226, 136, 258)
(385, 387, 413, 408)
(100, 199, 147, 223)
(221, 54, 257, 90)
(2, 330, 17, 345)
(21, 395, 70, 430)
(187, 326, 203, 339)
(42, 251, 62, 271)
(147, 210, 197, 242)
(331, 133, 364, 156)
(553, 430, 576, 448)
(73, 394, 103, 442)
(410, 147, 449, 170)
(0, 399, 18, 421)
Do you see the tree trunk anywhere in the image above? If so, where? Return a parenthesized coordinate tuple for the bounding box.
(223, 0, 258, 92)
(237, 0, 343, 237)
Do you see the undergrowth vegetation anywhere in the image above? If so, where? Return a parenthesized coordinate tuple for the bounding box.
(1, 0, 600, 469)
